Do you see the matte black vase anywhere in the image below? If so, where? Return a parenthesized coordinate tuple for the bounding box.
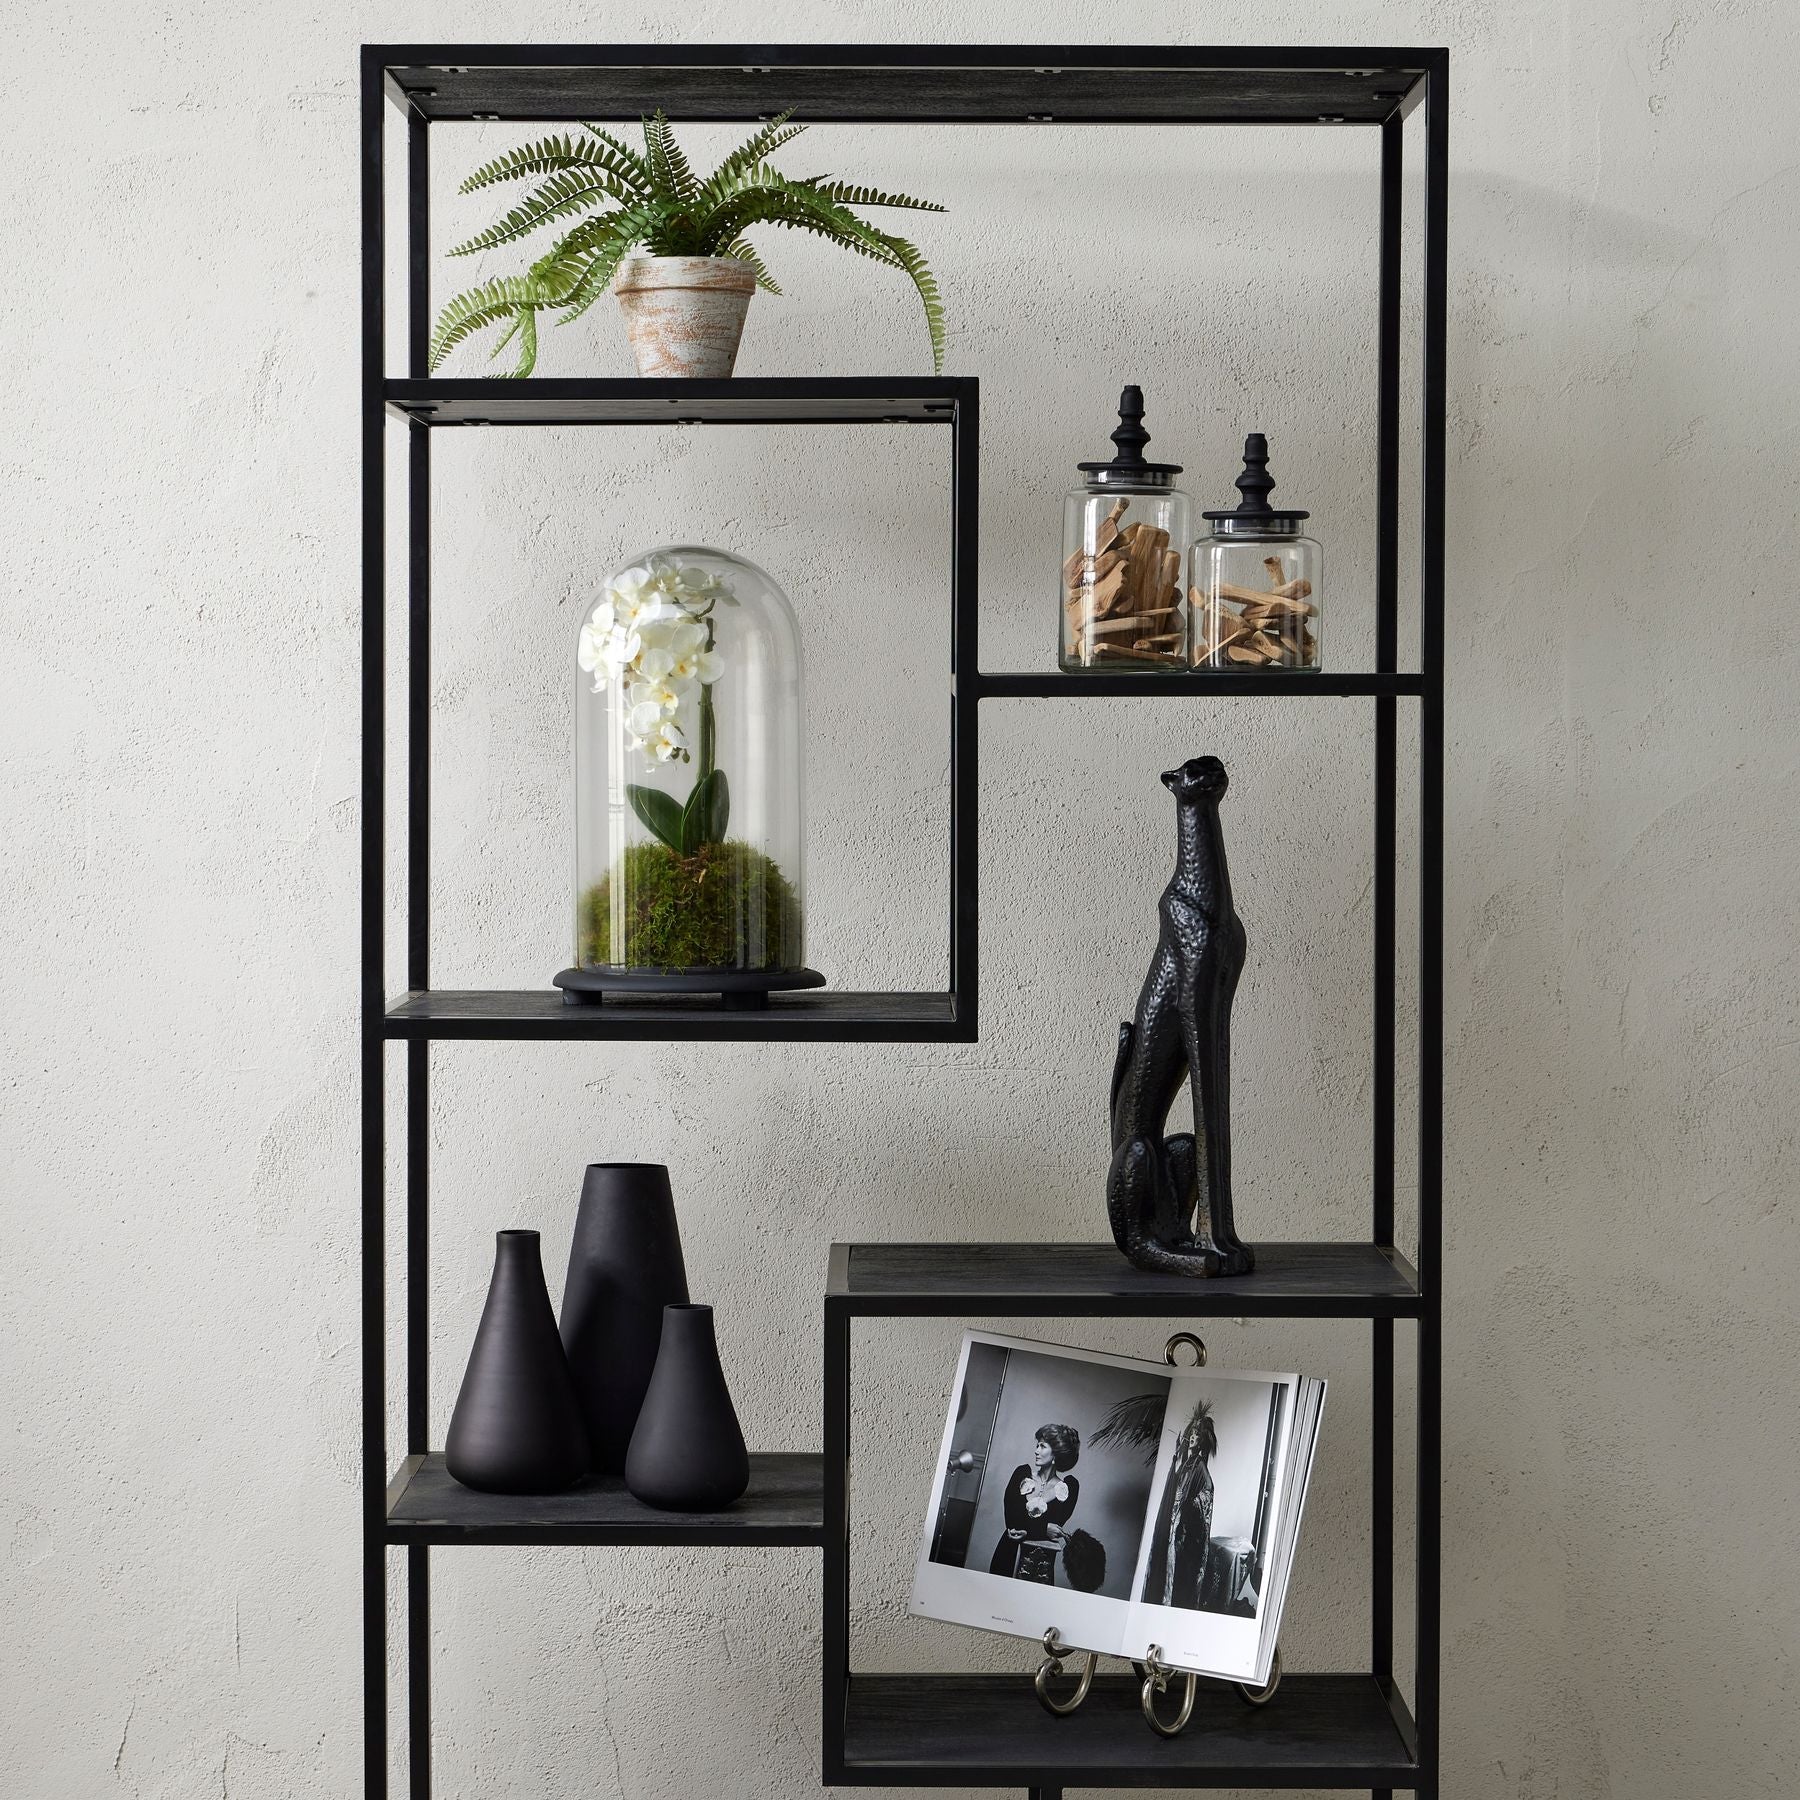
(445, 1230, 591, 1494)
(559, 1163, 690, 1474)
(624, 1305, 750, 1511)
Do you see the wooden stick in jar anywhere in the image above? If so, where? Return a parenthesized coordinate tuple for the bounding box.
(1085, 608, 1179, 638)
(1213, 578, 1313, 609)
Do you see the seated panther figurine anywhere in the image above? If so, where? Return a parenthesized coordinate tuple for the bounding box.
(1106, 756, 1255, 1278)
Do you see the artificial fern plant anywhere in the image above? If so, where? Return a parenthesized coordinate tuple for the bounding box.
(430, 110, 946, 377)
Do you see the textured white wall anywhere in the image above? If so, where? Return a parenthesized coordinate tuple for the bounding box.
(4, 3, 1797, 1797)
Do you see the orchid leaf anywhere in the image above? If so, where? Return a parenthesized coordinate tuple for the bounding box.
(626, 783, 685, 852)
(679, 769, 730, 854)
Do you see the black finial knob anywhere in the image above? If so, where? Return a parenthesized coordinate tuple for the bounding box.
(1233, 433, 1275, 513)
(1202, 431, 1309, 523)
(1076, 385, 1182, 480)
(1109, 386, 1150, 469)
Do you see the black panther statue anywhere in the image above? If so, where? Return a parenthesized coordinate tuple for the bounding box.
(1107, 756, 1255, 1278)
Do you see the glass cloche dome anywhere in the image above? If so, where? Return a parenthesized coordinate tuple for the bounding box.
(553, 546, 820, 1006)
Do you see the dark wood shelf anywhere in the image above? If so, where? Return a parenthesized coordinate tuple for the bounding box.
(375, 46, 1433, 125)
(386, 1452, 824, 1547)
(384, 989, 968, 1043)
(827, 1240, 1421, 1318)
(978, 670, 1422, 699)
(833, 1672, 1419, 1788)
(385, 376, 973, 427)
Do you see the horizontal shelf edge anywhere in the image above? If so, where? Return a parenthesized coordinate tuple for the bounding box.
(827, 1241, 1423, 1318)
(383, 990, 972, 1043)
(977, 671, 1425, 698)
(384, 376, 974, 428)
(833, 1670, 1420, 1787)
(387, 1450, 825, 1547)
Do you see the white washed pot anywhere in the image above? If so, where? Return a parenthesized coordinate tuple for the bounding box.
(613, 256, 756, 379)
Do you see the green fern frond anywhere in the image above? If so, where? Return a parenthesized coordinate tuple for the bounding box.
(549, 202, 669, 274)
(690, 166, 827, 255)
(715, 183, 946, 370)
(578, 123, 656, 189)
(868, 231, 945, 372)
(487, 313, 523, 360)
(800, 178, 947, 213)
(696, 111, 804, 205)
(507, 305, 539, 378)
(458, 133, 647, 197)
(428, 272, 558, 369)
(448, 168, 639, 256)
(553, 235, 645, 324)
(642, 110, 698, 204)
(721, 238, 782, 294)
(538, 202, 672, 323)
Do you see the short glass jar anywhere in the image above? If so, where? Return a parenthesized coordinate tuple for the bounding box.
(554, 545, 822, 1006)
(1191, 434, 1322, 672)
(1059, 387, 1191, 671)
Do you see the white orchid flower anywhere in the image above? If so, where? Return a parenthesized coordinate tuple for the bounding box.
(609, 566, 654, 608)
(587, 558, 736, 762)
(631, 594, 687, 633)
(638, 615, 707, 654)
(577, 621, 606, 675)
(669, 641, 722, 687)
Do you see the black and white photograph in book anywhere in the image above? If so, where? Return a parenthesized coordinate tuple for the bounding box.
(1140, 1378, 1289, 1619)
(927, 1338, 1168, 1602)
(913, 1331, 1324, 1681)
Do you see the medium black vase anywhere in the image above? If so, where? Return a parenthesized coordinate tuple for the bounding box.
(445, 1230, 590, 1493)
(559, 1163, 690, 1474)
(624, 1305, 750, 1511)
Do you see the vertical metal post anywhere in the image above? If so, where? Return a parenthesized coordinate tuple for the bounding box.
(1371, 111, 1403, 1790)
(403, 103, 432, 1800)
(821, 1299, 851, 1783)
(358, 44, 388, 1800)
(949, 393, 980, 1036)
(1416, 54, 1450, 1800)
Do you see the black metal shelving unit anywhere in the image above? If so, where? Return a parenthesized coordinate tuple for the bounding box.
(362, 42, 1446, 1800)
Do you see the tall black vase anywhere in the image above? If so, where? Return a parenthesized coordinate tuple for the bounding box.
(559, 1163, 690, 1474)
(624, 1305, 750, 1511)
(445, 1230, 590, 1494)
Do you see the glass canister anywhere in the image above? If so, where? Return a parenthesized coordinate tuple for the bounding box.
(553, 544, 823, 1007)
(1191, 434, 1322, 671)
(1059, 386, 1192, 671)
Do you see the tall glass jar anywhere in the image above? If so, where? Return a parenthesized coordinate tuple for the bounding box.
(1191, 434, 1322, 671)
(554, 545, 822, 1006)
(1059, 387, 1192, 671)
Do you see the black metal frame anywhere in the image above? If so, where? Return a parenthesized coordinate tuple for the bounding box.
(361, 41, 1446, 1800)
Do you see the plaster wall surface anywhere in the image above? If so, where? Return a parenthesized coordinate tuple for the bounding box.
(3, 3, 1796, 1797)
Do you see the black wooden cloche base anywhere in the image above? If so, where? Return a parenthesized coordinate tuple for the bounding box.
(553, 966, 827, 1011)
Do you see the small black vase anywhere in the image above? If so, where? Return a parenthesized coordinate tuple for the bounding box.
(559, 1163, 690, 1474)
(624, 1305, 750, 1511)
(445, 1231, 590, 1494)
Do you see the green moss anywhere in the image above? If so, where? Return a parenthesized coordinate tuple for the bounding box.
(580, 839, 803, 971)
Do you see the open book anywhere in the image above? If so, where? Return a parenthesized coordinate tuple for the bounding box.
(910, 1330, 1326, 1686)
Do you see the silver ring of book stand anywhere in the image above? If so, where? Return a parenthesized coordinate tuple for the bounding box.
(1030, 1333, 1283, 1735)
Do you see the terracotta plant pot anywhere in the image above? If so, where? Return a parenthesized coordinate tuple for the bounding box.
(613, 255, 756, 378)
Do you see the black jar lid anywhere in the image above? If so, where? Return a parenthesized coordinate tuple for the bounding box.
(1077, 385, 1183, 488)
(1202, 432, 1310, 528)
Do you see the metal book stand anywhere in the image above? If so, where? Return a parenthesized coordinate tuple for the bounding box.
(1030, 1334, 1283, 1737)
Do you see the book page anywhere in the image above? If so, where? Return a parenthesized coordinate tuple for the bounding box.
(909, 1331, 1178, 1659)
(1121, 1369, 1300, 1681)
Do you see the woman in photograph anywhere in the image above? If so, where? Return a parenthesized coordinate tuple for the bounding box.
(990, 1423, 1081, 1584)
(1143, 1397, 1229, 1611)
